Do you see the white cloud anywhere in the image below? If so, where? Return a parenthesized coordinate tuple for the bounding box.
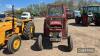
(6, 4, 12, 9)
(15, 8, 21, 10)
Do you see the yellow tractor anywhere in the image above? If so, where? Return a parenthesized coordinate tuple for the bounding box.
(0, 6, 35, 53)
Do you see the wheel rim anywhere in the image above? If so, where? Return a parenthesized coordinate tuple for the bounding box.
(30, 26, 33, 33)
(13, 39, 20, 49)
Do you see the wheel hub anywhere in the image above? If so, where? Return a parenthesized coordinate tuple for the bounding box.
(13, 39, 20, 49)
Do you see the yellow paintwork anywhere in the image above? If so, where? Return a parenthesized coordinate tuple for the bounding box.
(5, 17, 17, 21)
(0, 17, 33, 46)
(0, 22, 12, 45)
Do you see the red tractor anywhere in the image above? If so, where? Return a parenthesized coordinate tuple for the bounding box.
(37, 4, 73, 51)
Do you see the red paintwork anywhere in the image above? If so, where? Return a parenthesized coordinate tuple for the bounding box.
(82, 15, 88, 26)
(44, 4, 68, 39)
(49, 21, 62, 26)
(49, 29, 62, 31)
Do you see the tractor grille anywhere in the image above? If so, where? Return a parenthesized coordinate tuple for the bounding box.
(48, 18, 64, 20)
(49, 32, 61, 42)
(50, 25, 62, 29)
(47, 18, 64, 29)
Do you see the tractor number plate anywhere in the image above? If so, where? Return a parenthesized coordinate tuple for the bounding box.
(50, 38, 61, 42)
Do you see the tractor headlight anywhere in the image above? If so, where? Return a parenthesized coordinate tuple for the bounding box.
(49, 32, 53, 37)
(59, 32, 62, 37)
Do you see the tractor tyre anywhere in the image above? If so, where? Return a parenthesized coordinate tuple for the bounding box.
(23, 21, 35, 40)
(67, 36, 73, 51)
(7, 34, 21, 54)
(94, 19, 100, 26)
(95, 22, 99, 26)
(37, 34, 43, 50)
(94, 13, 100, 26)
(75, 17, 81, 24)
(43, 36, 52, 49)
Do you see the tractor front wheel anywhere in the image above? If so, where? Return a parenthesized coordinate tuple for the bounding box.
(94, 19, 100, 26)
(7, 34, 21, 53)
(67, 36, 73, 51)
(37, 34, 43, 50)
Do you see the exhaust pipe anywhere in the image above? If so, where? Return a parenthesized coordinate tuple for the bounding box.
(12, 5, 15, 32)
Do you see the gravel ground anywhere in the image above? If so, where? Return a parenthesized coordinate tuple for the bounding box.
(0, 18, 100, 56)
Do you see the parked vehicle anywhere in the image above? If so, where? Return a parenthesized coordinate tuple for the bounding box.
(21, 12, 31, 19)
(76, 6, 100, 26)
(66, 9, 74, 19)
(74, 10, 81, 24)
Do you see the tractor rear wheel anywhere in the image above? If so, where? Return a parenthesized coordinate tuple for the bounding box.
(7, 34, 21, 53)
(94, 19, 100, 26)
(23, 21, 35, 40)
(67, 36, 73, 51)
(94, 13, 100, 26)
(95, 22, 99, 26)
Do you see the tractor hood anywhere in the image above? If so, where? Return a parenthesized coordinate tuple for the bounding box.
(0, 22, 12, 32)
(0, 22, 6, 27)
(0, 22, 7, 32)
(46, 15, 66, 19)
